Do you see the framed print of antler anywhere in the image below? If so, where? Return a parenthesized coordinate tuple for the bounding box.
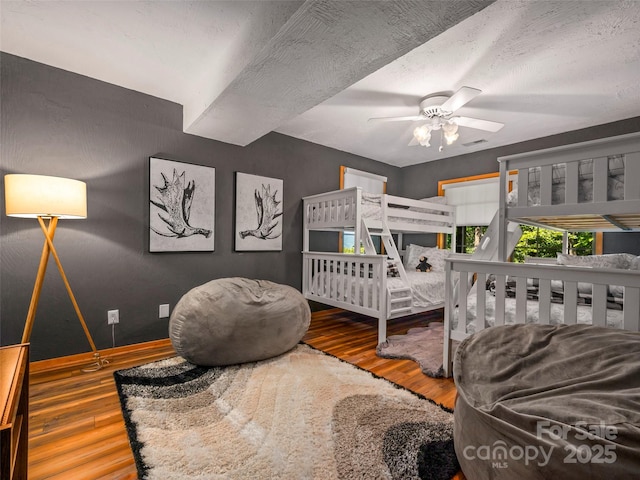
(149, 157, 215, 252)
(234, 172, 283, 252)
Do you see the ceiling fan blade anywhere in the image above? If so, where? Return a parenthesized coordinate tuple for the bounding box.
(440, 86, 482, 113)
(368, 115, 423, 123)
(454, 116, 504, 133)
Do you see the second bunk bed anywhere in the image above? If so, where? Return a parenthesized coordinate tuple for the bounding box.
(302, 186, 456, 344)
(443, 131, 640, 377)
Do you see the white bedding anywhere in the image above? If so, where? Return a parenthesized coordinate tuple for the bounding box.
(360, 193, 448, 226)
(507, 156, 625, 206)
(454, 289, 624, 333)
(391, 271, 445, 307)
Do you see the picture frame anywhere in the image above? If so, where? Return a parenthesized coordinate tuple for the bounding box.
(234, 172, 283, 251)
(149, 157, 215, 252)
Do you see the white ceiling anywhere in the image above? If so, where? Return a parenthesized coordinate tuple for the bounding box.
(1, 0, 639, 168)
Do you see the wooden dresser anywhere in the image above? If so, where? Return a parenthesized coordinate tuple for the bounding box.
(1, 343, 29, 480)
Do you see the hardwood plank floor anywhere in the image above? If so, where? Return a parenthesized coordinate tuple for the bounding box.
(28, 339, 176, 480)
(303, 308, 458, 410)
(27, 308, 460, 479)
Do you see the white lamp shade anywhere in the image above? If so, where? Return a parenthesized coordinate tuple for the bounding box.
(4, 174, 87, 219)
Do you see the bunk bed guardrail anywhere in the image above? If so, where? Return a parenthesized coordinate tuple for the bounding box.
(443, 256, 640, 377)
(303, 187, 456, 235)
(302, 251, 388, 320)
(497, 131, 640, 247)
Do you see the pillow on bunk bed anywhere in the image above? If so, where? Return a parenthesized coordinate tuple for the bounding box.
(406, 195, 446, 211)
(405, 196, 449, 226)
(555, 253, 635, 304)
(630, 256, 640, 271)
(557, 252, 635, 270)
(404, 244, 450, 272)
(416, 195, 447, 208)
(361, 192, 382, 204)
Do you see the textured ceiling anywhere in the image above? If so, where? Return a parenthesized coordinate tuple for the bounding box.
(1, 0, 639, 167)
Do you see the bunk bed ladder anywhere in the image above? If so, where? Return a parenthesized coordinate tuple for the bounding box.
(380, 222, 412, 317)
(360, 218, 412, 316)
(361, 218, 378, 256)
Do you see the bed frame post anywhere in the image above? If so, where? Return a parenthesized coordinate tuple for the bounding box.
(302, 198, 309, 252)
(497, 160, 508, 262)
(378, 260, 389, 345)
(450, 209, 457, 254)
(354, 187, 362, 254)
(377, 315, 387, 345)
(443, 258, 454, 377)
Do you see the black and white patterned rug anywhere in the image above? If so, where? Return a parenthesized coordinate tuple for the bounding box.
(114, 344, 460, 480)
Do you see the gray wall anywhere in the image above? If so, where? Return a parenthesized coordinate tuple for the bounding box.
(0, 53, 401, 360)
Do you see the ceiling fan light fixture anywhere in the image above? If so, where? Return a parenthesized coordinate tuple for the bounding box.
(444, 132, 459, 145)
(442, 120, 458, 134)
(413, 124, 431, 146)
(369, 86, 505, 151)
(442, 120, 459, 145)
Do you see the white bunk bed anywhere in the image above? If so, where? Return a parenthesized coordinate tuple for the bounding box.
(443, 131, 640, 377)
(302, 187, 456, 344)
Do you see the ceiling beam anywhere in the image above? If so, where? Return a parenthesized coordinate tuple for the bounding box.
(183, 0, 496, 146)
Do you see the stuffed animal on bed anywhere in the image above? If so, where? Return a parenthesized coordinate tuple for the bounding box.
(416, 256, 432, 272)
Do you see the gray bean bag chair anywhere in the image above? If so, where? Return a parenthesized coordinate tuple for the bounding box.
(169, 277, 311, 366)
(454, 324, 640, 480)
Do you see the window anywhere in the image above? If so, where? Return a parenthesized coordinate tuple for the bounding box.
(512, 226, 593, 262)
(438, 171, 594, 257)
(446, 226, 489, 254)
(439, 173, 508, 253)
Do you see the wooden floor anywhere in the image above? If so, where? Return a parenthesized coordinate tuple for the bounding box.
(27, 308, 459, 479)
(304, 308, 458, 409)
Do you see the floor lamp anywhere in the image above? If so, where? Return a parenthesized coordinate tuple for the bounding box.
(4, 174, 108, 371)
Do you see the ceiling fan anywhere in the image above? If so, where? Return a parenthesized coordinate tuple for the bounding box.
(368, 86, 504, 151)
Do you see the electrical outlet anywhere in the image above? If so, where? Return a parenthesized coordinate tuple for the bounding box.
(107, 309, 119, 325)
(159, 304, 170, 318)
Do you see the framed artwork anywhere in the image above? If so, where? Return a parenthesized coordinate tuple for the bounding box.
(149, 157, 215, 252)
(235, 172, 283, 251)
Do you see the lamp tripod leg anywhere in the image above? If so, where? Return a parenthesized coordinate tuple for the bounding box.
(35, 217, 108, 371)
(21, 217, 57, 344)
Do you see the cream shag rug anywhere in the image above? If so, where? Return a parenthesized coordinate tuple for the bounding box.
(376, 322, 459, 378)
(114, 344, 458, 480)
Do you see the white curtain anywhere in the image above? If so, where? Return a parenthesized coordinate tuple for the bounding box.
(443, 177, 500, 226)
(343, 167, 386, 194)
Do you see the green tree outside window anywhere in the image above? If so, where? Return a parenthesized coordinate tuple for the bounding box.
(445, 225, 592, 260)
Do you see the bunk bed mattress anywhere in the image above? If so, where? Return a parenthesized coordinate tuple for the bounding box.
(453, 289, 624, 333)
(401, 271, 446, 307)
(454, 324, 640, 480)
(508, 157, 625, 206)
(360, 193, 448, 226)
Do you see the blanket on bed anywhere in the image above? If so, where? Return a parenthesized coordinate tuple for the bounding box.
(507, 156, 625, 206)
(454, 289, 625, 333)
